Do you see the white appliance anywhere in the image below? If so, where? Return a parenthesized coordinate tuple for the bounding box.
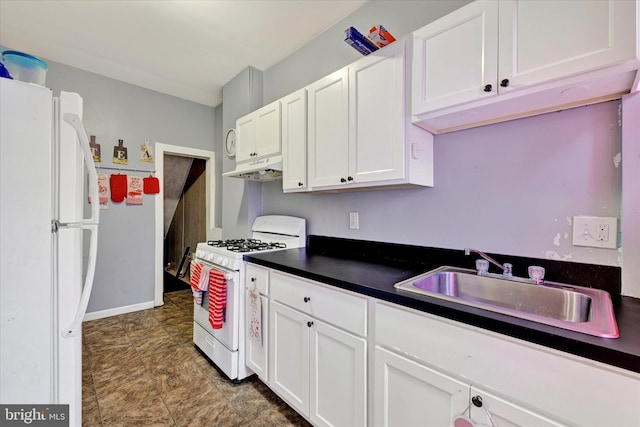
(193, 215, 306, 380)
(0, 79, 99, 426)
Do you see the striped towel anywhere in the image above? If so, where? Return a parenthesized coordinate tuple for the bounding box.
(208, 269, 227, 329)
(189, 262, 210, 305)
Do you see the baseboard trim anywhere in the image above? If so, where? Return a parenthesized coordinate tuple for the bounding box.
(83, 300, 155, 322)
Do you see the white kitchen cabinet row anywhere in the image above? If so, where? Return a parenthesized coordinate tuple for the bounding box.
(245, 262, 640, 427)
(232, 0, 639, 189)
(412, 0, 640, 134)
(235, 38, 434, 193)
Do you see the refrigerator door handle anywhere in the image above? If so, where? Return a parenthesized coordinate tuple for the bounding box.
(61, 113, 100, 338)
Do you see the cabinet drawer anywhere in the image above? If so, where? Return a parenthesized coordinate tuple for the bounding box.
(246, 263, 269, 295)
(374, 301, 640, 427)
(271, 271, 367, 336)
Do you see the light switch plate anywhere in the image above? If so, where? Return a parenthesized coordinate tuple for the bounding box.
(572, 216, 618, 249)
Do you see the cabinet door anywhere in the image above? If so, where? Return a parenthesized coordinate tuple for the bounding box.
(499, 0, 637, 91)
(281, 89, 308, 192)
(255, 100, 281, 159)
(269, 301, 310, 416)
(469, 387, 566, 427)
(373, 346, 469, 427)
(349, 40, 405, 184)
(235, 113, 256, 163)
(412, 0, 498, 114)
(310, 320, 366, 427)
(246, 290, 268, 382)
(308, 68, 350, 188)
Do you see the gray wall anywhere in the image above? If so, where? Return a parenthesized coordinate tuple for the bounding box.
(221, 67, 264, 239)
(264, 0, 471, 103)
(225, 0, 622, 267)
(46, 61, 217, 313)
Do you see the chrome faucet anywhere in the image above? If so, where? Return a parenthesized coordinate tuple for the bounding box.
(464, 248, 512, 277)
(464, 248, 546, 284)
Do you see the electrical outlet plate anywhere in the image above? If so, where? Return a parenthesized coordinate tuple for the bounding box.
(349, 212, 359, 230)
(572, 216, 618, 249)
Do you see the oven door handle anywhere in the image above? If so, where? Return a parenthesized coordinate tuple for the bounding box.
(197, 260, 236, 281)
(209, 264, 237, 282)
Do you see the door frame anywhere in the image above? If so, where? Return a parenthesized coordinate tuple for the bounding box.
(154, 143, 216, 307)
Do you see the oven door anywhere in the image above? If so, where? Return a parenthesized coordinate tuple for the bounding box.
(193, 261, 239, 352)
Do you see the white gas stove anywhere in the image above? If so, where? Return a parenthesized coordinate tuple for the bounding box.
(192, 215, 306, 380)
(194, 215, 306, 271)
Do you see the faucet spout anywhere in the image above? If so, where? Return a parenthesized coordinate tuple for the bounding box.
(464, 248, 512, 276)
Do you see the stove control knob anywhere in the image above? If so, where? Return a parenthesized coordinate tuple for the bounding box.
(207, 253, 214, 262)
(221, 258, 229, 268)
(216, 256, 223, 264)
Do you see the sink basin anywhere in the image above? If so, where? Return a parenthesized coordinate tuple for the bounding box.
(394, 266, 619, 338)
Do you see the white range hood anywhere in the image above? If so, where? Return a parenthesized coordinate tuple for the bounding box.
(223, 155, 283, 181)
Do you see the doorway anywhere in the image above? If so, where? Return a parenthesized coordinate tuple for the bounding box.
(154, 143, 216, 307)
(163, 156, 206, 293)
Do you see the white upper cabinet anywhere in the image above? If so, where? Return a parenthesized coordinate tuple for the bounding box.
(349, 39, 409, 184)
(499, 0, 637, 89)
(412, 0, 640, 134)
(412, 0, 499, 113)
(236, 99, 281, 163)
(308, 39, 433, 192)
(307, 68, 350, 189)
(281, 89, 308, 192)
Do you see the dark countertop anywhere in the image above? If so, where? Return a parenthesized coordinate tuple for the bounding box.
(245, 246, 640, 374)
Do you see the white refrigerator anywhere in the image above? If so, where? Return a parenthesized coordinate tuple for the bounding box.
(0, 78, 99, 426)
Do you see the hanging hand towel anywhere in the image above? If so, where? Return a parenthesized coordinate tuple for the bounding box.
(126, 175, 143, 205)
(247, 289, 262, 347)
(208, 269, 227, 329)
(89, 173, 109, 205)
(97, 173, 109, 205)
(109, 174, 127, 203)
(189, 262, 210, 305)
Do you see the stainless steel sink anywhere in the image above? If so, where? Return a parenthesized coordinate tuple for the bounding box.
(394, 266, 619, 338)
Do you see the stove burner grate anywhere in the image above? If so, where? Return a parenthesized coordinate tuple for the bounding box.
(207, 239, 287, 253)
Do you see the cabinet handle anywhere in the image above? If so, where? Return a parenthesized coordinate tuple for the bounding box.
(251, 277, 256, 282)
(303, 297, 310, 303)
(500, 78, 510, 87)
(340, 178, 347, 183)
(483, 84, 492, 92)
(347, 176, 354, 181)
(298, 182, 304, 187)
(471, 396, 483, 408)
(307, 321, 314, 327)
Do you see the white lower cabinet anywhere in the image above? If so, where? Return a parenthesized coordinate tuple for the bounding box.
(245, 291, 268, 381)
(374, 301, 640, 427)
(245, 264, 270, 382)
(268, 271, 368, 427)
(373, 346, 468, 427)
(374, 344, 565, 427)
(310, 318, 366, 427)
(270, 301, 310, 414)
(270, 300, 366, 427)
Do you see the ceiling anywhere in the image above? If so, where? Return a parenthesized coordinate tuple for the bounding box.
(0, 0, 367, 107)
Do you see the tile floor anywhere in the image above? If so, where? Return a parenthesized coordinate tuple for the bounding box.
(82, 290, 311, 426)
